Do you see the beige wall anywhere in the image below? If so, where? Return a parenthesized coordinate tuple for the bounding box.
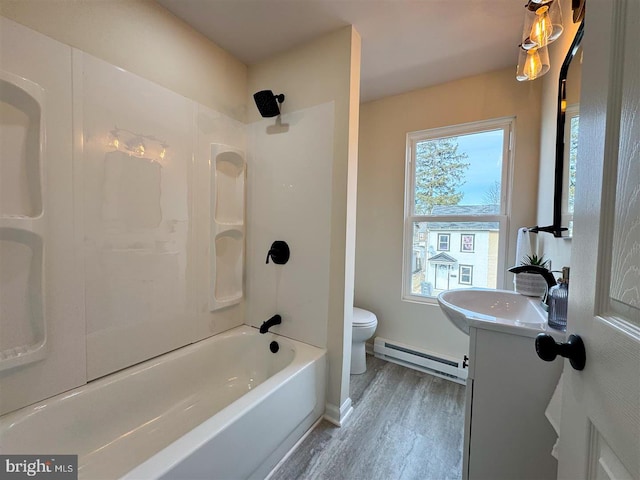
(356, 68, 542, 360)
(0, 0, 247, 121)
(247, 26, 361, 419)
(536, 0, 581, 270)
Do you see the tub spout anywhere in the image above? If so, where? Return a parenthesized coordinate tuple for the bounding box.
(260, 315, 282, 334)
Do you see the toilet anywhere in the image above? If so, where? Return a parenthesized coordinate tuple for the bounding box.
(351, 307, 378, 375)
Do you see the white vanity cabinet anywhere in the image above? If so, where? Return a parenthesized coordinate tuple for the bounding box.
(463, 324, 564, 480)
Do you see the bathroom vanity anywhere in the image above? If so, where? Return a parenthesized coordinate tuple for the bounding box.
(463, 321, 564, 480)
(437, 289, 565, 480)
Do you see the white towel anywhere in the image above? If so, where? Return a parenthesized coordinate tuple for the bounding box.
(514, 227, 534, 286)
(545, 372, 564, 460)
(515, 227, 534, 266)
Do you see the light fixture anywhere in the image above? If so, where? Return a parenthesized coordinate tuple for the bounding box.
(521, 0, 563, 49)
(516, 0, 561, 81)
(516, 45, 550, 81)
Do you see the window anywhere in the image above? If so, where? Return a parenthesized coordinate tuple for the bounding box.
(562, 105, 579, 236)
(459, 265, 473, 285)
(403, 118, 512, 302)
(460, 234, 475, 252)
(437, 233, 450, 251)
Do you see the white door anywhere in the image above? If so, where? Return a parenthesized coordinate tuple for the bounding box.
(557, 1, 640, 479)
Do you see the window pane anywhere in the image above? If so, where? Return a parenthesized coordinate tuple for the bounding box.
(414, 130, 504, 215)
(568, 115, 578, 214)
(411, 221, 499, 297)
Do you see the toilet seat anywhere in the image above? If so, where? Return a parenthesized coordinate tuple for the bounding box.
(353, 307, 377, 327)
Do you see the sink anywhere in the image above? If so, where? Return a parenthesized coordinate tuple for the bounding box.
(437, 288, 547, 335)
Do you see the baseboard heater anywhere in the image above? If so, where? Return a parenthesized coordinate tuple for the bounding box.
(373, 337, 467, 385)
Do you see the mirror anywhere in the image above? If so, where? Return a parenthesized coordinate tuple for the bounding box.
(552, 22, 584, 237)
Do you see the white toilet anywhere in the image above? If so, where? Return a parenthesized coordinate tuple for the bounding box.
(351, 307, 378, 375)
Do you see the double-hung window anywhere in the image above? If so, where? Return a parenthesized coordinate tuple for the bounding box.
(403, 117, 513, 302)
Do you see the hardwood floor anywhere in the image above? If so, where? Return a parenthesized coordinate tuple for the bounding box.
(269, 356, 466, 480)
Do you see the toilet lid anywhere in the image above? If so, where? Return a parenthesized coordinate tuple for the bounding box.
(353, 307, 377, 327)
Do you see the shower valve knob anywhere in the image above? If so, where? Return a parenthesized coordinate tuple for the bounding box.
(266, 241, 290, 265)
(535, 333, 586, 371)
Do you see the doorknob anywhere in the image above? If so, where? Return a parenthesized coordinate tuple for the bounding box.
(535, 333, 586, 371)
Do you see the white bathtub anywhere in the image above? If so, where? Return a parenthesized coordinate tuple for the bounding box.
(0, 326, 326, 479)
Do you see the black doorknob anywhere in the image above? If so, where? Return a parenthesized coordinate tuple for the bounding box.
(535, 333, 586, 371)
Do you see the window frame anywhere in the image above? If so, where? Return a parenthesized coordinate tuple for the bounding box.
(460, 233, 475, 253)
(561, 104, 579, 237)
(437, 233, 450, 251)
(402, 117, 514, 304)
(459, 265, 474, 285)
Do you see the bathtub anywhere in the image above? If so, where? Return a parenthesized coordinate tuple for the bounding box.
(0, 326, 326, 479)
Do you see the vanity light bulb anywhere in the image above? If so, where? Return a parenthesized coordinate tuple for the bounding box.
(530, 5, 553, 47)
(517, 45, 549, 81)
(524, 49, 543, 79)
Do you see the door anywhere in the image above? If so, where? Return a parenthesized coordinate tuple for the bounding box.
(557, 1, 640, 479)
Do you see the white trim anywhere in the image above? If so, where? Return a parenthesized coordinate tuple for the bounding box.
(365, 341, 374, 355)
(324, 397, 353, 427)
(402, 117, 514, 304)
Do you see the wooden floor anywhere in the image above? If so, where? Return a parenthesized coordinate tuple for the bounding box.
(269, 355, 466, 480)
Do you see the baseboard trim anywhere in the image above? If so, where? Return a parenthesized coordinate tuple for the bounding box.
(324, 397, 353, 427)
(365, 342, 374, 355)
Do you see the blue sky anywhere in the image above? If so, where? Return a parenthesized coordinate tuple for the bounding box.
(454, 129, 503, 205)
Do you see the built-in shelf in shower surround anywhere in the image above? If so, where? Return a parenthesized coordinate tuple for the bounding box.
(0, 72, 44, 218)
(214, 150, 245, 225)
(210, 144, 245, 311)
(214, 230, 244, 303)
(0, 70, 47, 371)
(0, 229, 46, 370)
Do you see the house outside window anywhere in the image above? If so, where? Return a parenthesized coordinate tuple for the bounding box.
(403, 117, 513, 302)
(437, 233, 450, 251)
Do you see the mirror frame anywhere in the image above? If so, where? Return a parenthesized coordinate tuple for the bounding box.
(551, 21, 584, 237)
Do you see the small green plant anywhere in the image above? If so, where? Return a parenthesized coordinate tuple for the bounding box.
(520, 254, 550, 269)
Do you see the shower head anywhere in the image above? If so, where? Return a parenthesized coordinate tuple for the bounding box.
(253, 90, 285, 118)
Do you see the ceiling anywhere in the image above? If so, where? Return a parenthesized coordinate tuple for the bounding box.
(156, 0, 525, 102)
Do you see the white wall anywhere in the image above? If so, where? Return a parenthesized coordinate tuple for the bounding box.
(0, 0, 247, 121)
(247, 26, 361, 422)
(536, 0, 581, 270)
(356, 68, 542, 361)
(246, 102, 335, 348)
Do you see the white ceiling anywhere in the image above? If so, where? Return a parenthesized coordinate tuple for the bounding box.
(156, 0, 525, 102)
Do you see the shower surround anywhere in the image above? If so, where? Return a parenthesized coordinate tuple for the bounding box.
(0, 14, 347, 477)
(0, 16, 246, 414)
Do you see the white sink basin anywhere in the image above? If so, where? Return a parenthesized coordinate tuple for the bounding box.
(437, 288, 547, 335)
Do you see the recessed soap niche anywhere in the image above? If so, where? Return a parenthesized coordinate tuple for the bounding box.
(0, 228, 46, 370)
(0, 70, 47, 370)
(0, 71, 44, 218)
(210, 144, 245, 311)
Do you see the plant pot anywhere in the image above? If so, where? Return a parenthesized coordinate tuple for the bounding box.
(515, 272, 548, 297)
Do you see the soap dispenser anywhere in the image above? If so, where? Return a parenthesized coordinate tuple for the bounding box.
(548, 267, 570, 331)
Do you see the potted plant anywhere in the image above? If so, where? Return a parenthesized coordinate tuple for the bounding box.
(514, 254, 551, 297)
